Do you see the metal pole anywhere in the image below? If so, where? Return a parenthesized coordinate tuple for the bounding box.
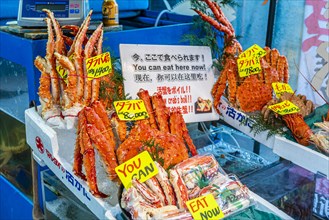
(265, 0, 277, 47)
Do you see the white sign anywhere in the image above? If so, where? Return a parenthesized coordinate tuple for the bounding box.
(120, 44, 218, 123)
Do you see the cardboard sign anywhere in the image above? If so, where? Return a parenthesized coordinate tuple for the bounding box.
(86, 52, 112, 80)
(120, 44, 218, 123)
(186, 194, 225, 220)
(268, 100, 300, 115)
(115, 151, 158, 189)
(272, 82, 294, 98)
(114, 100, 149, 121)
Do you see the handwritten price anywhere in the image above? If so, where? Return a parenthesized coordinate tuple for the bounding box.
(268, 100, 300, 115)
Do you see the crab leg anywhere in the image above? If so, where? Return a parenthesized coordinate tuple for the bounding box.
(212, 62, 228, 112)
(169, 169, 189, 209)
(169, 112, 197, 156)
(86, 124, 118, 180)
(90, 24, 104, 104)
(34, 56, 53, 114)
(145, 177, 167, 206)
(80, 113, 108, 197)
(137, 89, 158, 129)
(43, 9, 66, 55)
(54, 52, 77, 109)
(44, 17, 61, 105)
(152, 93, 170, 132)
(67, 10, 93, 57)
(154, 161, 176, 206)
(226, 59, 238, 106)
(132, 178, 162, 208)
(73, 12, 92, 103)
(83, 23, 103, 105)
(73, 110, 86, 180)
(193, 0, 236, 38)
(111, 113, 127, 143)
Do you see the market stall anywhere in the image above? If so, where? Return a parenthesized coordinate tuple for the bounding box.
(1, 0, 328, 219)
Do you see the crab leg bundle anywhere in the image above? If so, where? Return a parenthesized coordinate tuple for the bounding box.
(35, 9, 118, 129)
(73, 101, 119, 197)
(73, 109, 108, 198)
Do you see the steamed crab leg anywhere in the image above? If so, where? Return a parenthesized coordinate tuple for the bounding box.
(193, 1, 234, 37)
(169, 112, 197, 156)
(152, 93, 170, 132)
(86, 124, 118, 180)
(44, 17, 61, 105)
(54, 52, 77, 109)
(154, 161, 176, 206)
(83, 23, 103, 105)
(90, 23, 104, 104)
(34, 56, 53, 115)
(74, 11, 92, 103)
(137, 89, 158, 129)
(132, 178, 162, 208)
(67, 10, 93, 57)
(43, 9, 66, 55)
(74, 109, 108, 197)
(111, 113, 128, 143)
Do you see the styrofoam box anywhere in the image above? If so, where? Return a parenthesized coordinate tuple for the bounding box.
(273, 135, 329, 178)
(218, 97, 276, 149)
(25, 107, 122, 219)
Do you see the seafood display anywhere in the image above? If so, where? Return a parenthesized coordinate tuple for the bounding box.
(34, 10, 117, 129)
(261, 92, 314, 146)
(72, 89, 198, 197)
(193, 0, 289, 113)
(26, 3, 328, 220)
(73, 101, 118, 198)
(121, 155, 253, 220)
(117, 89, 198, 169)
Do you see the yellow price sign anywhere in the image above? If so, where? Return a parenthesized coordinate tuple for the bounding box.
(186, 194, 225, 220)
(56, 64, 68, 82)
(268, 100, 300, 116)
(239, 44, 267, 59)
(237, 56, 262, 77)
(114, 99, 149, 121)
(115, 151, 158, 189)
(272, 82, 294, 98)
(56, 54, 74, 83)
(86, 52, 112, 80)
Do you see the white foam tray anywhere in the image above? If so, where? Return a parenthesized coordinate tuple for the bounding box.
(25, 107, 122, 220)
(25, 106, 294, 219)
(218, 97, 275, 149)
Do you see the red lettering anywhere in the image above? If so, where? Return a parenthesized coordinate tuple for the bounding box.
(117, 158, 142, 178)
(189, 197, 209, 213)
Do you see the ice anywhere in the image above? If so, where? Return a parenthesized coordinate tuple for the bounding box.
(46, 197, 71, 220)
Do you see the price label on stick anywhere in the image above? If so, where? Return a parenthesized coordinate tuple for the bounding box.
(86, 52, 112, 80)
(115, 151, 158, 189)
(239, 44, 267, 59)
(268, 100, 300, 115)
(238, 56, 262, 77)
(114, 99, 149, 121)
(186, 194, 225, 220)
(272, 82, 294, 98)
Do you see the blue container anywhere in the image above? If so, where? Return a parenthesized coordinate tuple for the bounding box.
(0, 175, 33, 219)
